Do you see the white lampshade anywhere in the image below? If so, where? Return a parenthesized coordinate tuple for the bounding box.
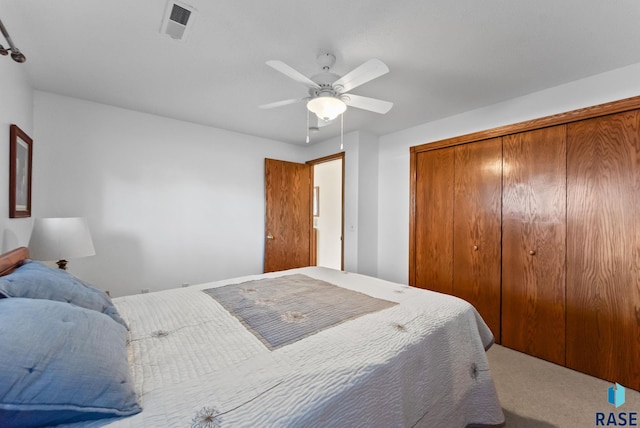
(28, 217, 96, 262)
(307, 96, 347, 121)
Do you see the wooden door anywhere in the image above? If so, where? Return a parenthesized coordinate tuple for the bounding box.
(502, 125, 567, 365)
(453, 138, 502, 342)
(264, 158, 312, 273)
(412, 148, 455, 293)
(566, 111, 640, 389)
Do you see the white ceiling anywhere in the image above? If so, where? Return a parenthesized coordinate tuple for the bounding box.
(2, 0, 640, 144)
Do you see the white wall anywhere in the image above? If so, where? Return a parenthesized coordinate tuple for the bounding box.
(0, 60, 33, 251)
(356, 131, 379, 277)
(377, 62, 640, 285)
(313, 159, 342, 270)
(304, 131, 380, 274)
(32, 91, 308, 296)
(19, 89, 381, 295)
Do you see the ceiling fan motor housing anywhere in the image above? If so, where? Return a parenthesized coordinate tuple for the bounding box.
(308, 86, 340, 98)
(311, 71, 340, 88)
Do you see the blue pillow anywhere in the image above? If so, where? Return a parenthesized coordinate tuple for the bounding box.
(0, 260, 127, 329)
(0, 298, 141, 427)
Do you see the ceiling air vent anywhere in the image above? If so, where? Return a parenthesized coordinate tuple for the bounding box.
(160, 1, 196, 41)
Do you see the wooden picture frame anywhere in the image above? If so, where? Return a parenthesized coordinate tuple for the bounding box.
(9, 124, 32, 218)
(313, 186, 320, 217)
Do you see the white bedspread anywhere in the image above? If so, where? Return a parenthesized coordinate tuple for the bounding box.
(65, 267, 504, 427)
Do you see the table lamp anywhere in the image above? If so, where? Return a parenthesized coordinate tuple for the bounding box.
(28, 217, 96, 270)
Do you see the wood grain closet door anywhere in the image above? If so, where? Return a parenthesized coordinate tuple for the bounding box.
(453, 138, 502, 342)
(567, 111, 640, 389)
(502, 125, 566, 365)
(414, 148, 454, 293)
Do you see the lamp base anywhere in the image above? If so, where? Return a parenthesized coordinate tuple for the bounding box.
(56, 259, 68, 270)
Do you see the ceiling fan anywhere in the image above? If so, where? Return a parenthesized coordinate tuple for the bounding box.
(259, 53, 393, 123)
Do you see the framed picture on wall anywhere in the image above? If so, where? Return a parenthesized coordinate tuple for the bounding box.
(9, 124, 32, 218)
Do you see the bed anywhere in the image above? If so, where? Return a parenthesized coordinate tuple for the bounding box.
(0, 247, 505, 427)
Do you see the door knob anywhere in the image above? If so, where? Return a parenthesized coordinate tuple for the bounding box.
(473, 245, 479, 251)
(529, 250, 536, 255)
(266, 234, 274, 240)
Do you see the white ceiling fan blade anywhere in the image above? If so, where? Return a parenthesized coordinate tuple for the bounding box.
(343, 94, 393, 114)
(266, 60, 319, 88)
(259, 98, 307, 109)
(333, 59, 389, 93)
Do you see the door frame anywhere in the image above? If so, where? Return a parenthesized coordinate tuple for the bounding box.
(306, 152, 345, 271)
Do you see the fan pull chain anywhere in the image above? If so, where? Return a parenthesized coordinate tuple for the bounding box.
(306, 110, 310, 144)
(340, 112, 344, 150)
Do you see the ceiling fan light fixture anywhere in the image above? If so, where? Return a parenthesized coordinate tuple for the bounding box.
(307, 96, 346, 121)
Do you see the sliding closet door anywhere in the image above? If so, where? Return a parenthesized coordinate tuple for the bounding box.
(413, 148, 454, 293)
(453, 138, 502, 341)
(567, 111, 640, 389)
(502, 125, 566, 365)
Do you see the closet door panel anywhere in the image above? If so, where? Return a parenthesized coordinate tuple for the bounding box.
(502, 125, 567, 365)
(567, 111, 640, 389)
(453, 138, 502, 341)
(414, 149, 454, 293)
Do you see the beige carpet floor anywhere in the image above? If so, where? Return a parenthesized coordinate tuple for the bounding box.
(486, 344, 639, 427)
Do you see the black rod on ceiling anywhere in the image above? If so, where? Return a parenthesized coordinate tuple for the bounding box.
(0, 19, 26, 63)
